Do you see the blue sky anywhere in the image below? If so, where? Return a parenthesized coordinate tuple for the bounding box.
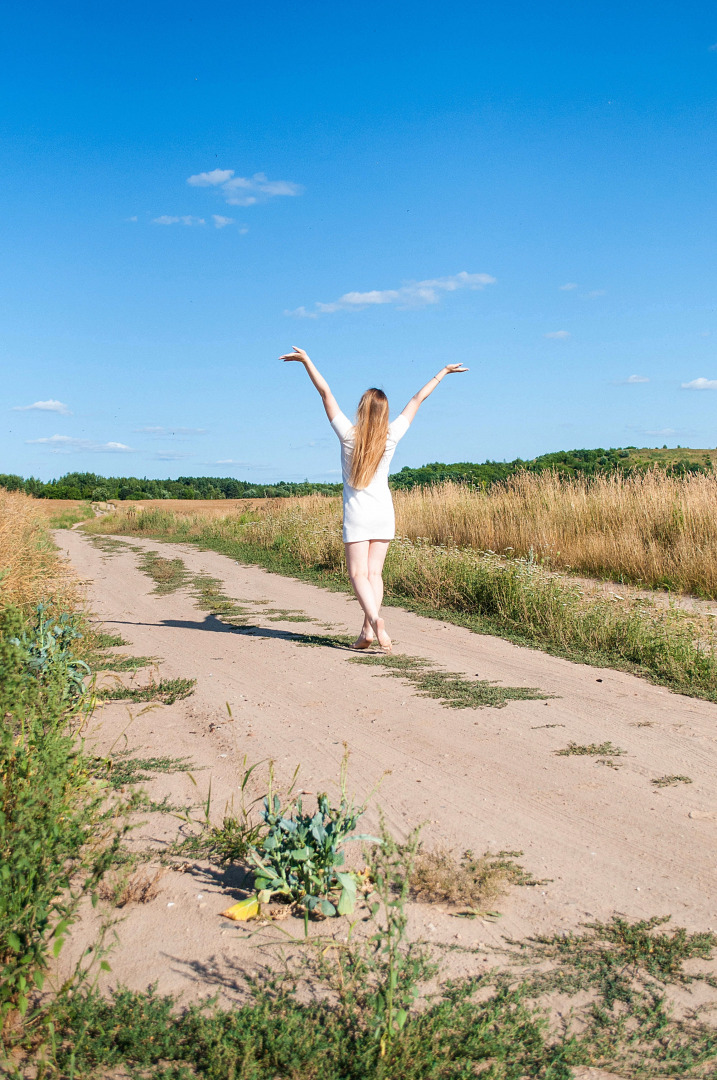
(2, 1, 717, 483)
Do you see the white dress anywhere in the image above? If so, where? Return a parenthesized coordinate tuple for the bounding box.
(330, 410, 411, 542)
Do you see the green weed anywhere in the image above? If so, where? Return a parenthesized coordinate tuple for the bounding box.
(352, 650, 549, 708)
(555, 741, 627, 756)
(95, 676, 196, 705)
(103, 753, 195, 789)
(652, 774, 693, 787)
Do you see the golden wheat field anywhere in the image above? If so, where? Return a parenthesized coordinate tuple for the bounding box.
(0, 490, 77, 610)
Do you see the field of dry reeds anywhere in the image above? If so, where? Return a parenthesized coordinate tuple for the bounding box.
(392, 470, 717, 597)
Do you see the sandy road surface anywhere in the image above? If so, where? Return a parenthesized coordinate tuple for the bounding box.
(54, 529, 717, 1006)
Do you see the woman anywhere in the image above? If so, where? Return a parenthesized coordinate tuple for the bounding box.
(281, 346, 468, 651)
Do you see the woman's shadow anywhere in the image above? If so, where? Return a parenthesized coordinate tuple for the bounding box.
(108, 612, 354, 649)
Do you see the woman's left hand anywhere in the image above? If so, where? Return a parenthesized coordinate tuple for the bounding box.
(444, 363, 469, 374)
(280, 346, 310, 364)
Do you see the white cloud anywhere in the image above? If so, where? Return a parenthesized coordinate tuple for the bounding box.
(126, 215, 138, 222)
(215, 459, 251, 465)
(681, 377, 717, 390)
(13, 399, 71, 415)
(26, 435, 134, 453)
(559, 282, 578, 290)
(187, 169, 235, 186)
(709, 43, 717, 51)
(288, 271, 496, 318)
(187, 169, 303, 207)
(545, 330, 570, 339)
(586, 289, 606, 298)
(622, 375, 649, 384)
(212, 215, 235, 229)
(154, 451, 191, 461)
(152, 215, 205, 226)
(238, 226, 249, 235)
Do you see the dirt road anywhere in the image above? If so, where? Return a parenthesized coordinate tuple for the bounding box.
(55, 529, 717, 1003)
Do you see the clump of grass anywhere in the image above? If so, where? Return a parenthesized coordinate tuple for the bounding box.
(92, 631, 129, 648)
(409, 847, 543, 908)
(259, 607, 314, 622)
(104, 753, 195, 788)
(352, 651, 549, 709)
(98, 866, 167, 908)
(88, 535, 137, 555)
(138, 551, 191, 594)
(95, 676, 196, 705)
(555, 741, 627, 757)
(91, 653, 156, 672)
(652, 774, 693, 787)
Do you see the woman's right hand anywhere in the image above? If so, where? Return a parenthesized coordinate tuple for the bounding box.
(280, 346, 310, 364)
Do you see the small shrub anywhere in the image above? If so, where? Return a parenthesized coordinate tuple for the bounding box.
(409, 847, 542, 908)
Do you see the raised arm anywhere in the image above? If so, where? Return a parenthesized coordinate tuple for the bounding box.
(399, 363, 469, 425)
(280, 346, 340, 422)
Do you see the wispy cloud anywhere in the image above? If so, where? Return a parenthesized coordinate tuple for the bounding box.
(134, 426, 207, 436)
(187, 169, 303, 207)
(13, 399, 72, 415)
(620, 375, 649, 384)
(26, 435, 134, 454)
(559, 282, 578, 291)
(586, 289, 606, 298)
(681, 377, 717, 390)
(154, 451, 191, 461)
(287, 271, 495, 318)
(709, 43, 717, 51)
(212, 215, 235, 229)
(152, 215, 205, 226)
(545, 330, 570, 339)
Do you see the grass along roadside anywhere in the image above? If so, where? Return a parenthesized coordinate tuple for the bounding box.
(83, 503, 717, 703)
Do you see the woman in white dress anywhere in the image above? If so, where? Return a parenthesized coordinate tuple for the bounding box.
(281, 347, 468, 651)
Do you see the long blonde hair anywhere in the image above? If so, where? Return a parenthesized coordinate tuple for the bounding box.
(349, 388, 390, 489)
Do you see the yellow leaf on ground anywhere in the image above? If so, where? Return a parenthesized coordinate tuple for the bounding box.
(221, 896, 259, 921)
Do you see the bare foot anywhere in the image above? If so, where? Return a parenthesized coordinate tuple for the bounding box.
(349, 633, 375, 651)
(374, 617, 392, 652)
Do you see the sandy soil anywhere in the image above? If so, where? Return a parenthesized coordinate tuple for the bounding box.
(53, 529, 717, 1016)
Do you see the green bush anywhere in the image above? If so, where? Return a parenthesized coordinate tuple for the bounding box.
(0, 604, 127, 1033)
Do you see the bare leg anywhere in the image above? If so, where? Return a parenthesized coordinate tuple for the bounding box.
(345, 540, 391, 650)
(353, 540, 389, 646)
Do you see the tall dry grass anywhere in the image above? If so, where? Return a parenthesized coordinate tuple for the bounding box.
(393, 470, 717, 597)
(0, 490, 76, 611)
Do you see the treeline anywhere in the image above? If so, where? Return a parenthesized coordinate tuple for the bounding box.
(1, 447, 713, 501)
(0, 472, 342, 501)
(390, 447, 714, 489)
